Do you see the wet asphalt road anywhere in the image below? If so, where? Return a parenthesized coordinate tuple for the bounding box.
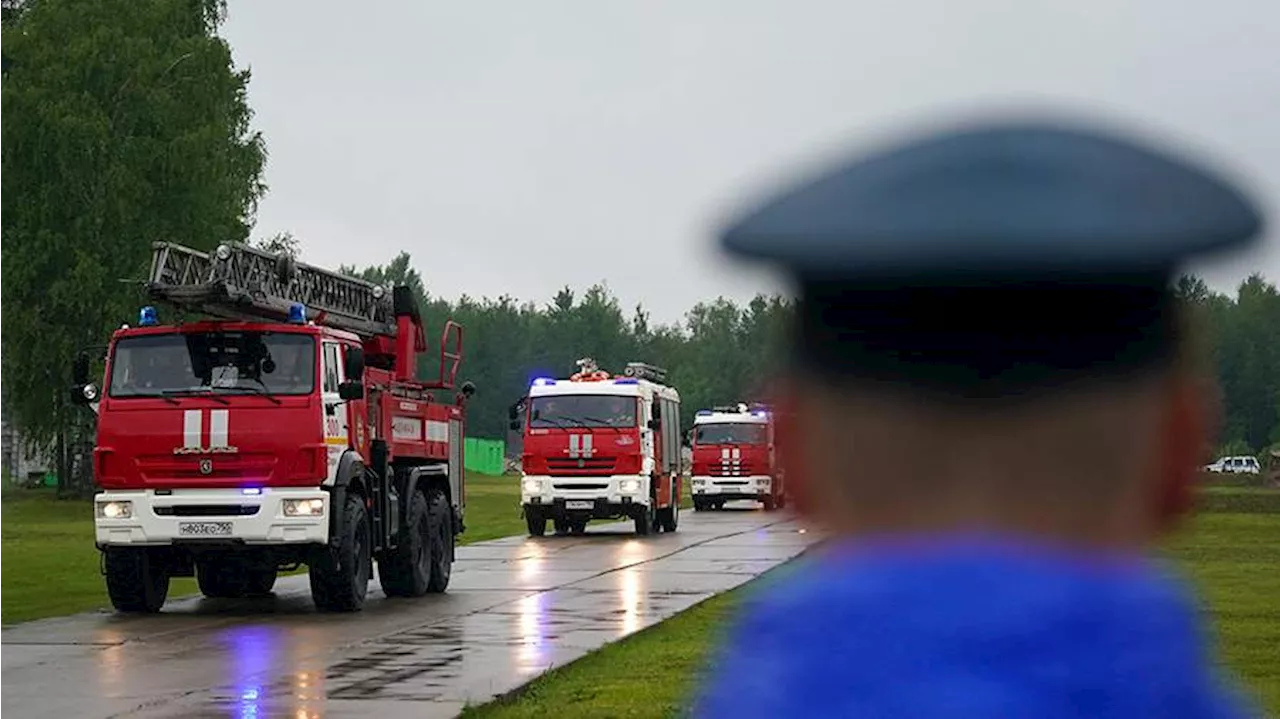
(2, 507, 818, 719)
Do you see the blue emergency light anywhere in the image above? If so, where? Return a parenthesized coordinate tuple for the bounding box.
(288, 303, 307, 324)
(696, 410, 712, 416)
(138, 306, 159, 326)
(613, 378, 638, 385)
(531, 377, 556, 387)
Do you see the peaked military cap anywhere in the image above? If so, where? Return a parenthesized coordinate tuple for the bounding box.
(721, 120, 1264, 397)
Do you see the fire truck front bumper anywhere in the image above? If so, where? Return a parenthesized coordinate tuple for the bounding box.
(94, 488, 330, 547)
(520, 474, 652, 514)
(690, 475, 772, 501)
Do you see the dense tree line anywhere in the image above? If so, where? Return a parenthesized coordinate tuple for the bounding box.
(338, 253, 793, 439)
(347, 253, 1280, 459)
(1176, 274, 1280, 456)
(1, 0, 265, 492)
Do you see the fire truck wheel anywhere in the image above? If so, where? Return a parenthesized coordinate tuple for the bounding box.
(553, 518, 572, 535)
(777, 493, 788, 510)
(309, 493, 371, 612)
(526, 511, 547, 537)
(104, 548, 170, 613)
(379, 488, 430, 597)
(570, 521, 588, 535)
(657, 493, 679, 532)
(692, 499, 706, 512)
(634, 503, 656, 535)
(762, 496, 777, 512)
(424, 486, 453, 593)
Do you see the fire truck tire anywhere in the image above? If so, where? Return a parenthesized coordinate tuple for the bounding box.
(777, 493, 788, 510)
(762, 496, 777, 512)
(634, 503, 656, 535)
(378, 488, 430, 597)
(657, 493, 679, 532)
(692, 499, 706, 512)
(526, 512, 547, 537)
(309, 493, 371, 612)
(104, 548, 170, 614)
(570, 521, 588, 535)
(553, 518, 572, 535)
(424, 486, 453, 593)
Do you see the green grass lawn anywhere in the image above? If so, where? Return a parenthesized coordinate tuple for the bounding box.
(0, 472, 527, 623)
(463, 486, 1280, 718)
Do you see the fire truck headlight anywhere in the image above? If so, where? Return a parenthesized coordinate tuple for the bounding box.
(521, 478, 543, 494)
(81, 384, 100, 402)
(756, 478, 771, 487)
(618, 479, 641, 494)
(96, 500, 133, 520)
(693, 479, 706, 487)
(283, 498, 325, 517)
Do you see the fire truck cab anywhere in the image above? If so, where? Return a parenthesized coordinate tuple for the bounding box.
(513, 359, 682, 536)
(689, 403, 785, 512)
(71, 241, 473, 614)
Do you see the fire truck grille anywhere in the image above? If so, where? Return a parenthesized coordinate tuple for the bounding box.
(545, 457, 617, 476)
(136, 453, 278, 481)
(552, 483, 609, 491)
(154, 505, 261, 517)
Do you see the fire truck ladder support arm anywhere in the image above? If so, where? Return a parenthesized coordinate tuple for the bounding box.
(147, 241, 398, 338)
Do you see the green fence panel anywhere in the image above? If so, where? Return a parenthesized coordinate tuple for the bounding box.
(464, 437, 506, 476)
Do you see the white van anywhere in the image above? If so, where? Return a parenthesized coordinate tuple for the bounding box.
(1204, 456, 1261, 475)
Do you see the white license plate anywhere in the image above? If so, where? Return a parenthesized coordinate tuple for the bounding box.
(565, 500, 593, 510)
(178, 521, 233, 537)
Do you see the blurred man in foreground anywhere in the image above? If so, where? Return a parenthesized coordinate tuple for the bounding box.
(693, 118, 1265, 718)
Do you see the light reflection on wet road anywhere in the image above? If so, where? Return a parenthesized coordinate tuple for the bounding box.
(2, 508, 817, 718)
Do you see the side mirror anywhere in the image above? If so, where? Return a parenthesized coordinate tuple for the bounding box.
(508, 404, 519, 421)
(461, 381, 476, 397)
(70, 383, 99, 406)
(682, 430, 692, 448)
(343, 346, 366, 380)
(338, 380, 364, 401)
(509, 419, 522, 431)
(647, 418, 660, 430)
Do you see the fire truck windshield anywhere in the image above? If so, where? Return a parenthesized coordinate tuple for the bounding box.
(108, 332, 316, 398)
(529, 395, 637, 429)
(695, 423, 767, 445)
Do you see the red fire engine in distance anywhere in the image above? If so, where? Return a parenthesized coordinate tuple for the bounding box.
(689, 403, 786, 512)
(511, 358, 682, 536)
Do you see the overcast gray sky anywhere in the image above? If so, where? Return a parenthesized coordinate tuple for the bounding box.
(222, 0, 1279, 323)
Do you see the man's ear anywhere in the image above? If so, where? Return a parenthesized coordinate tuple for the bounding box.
(1152, 372, 1215, 532)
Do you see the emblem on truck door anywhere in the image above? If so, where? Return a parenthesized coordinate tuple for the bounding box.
(172, 409, 239, 454)
(198, 459, 213, 475)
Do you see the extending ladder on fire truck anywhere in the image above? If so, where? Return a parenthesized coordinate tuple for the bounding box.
(147, 241, 398, 338)
(146, 240, 463, 387)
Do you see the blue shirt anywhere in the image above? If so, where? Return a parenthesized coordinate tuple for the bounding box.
(693, 535, 1256, 718)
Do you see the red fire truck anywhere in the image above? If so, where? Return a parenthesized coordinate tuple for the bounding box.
(689, 403, 785, 512)
(511, 358, 682, 536)
(70, 241, 474, 613)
